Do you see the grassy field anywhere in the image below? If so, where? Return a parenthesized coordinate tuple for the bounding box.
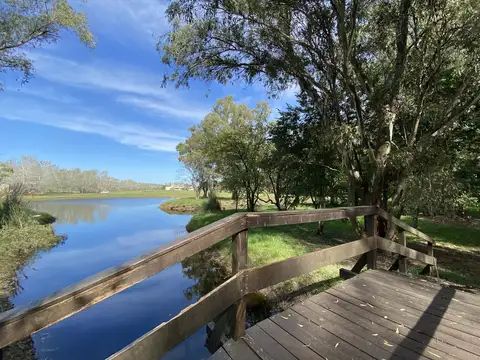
(186, 207, 480, 305)
(23, 190, 197, 201)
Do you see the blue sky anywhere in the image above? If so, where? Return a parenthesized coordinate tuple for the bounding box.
(0, 0, 297, 184)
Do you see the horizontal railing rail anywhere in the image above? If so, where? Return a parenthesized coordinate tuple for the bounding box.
(0, 205, 436, 359)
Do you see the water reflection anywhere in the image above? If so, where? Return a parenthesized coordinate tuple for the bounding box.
(182, 250, 231, 302)
(31, 201, 111, 224)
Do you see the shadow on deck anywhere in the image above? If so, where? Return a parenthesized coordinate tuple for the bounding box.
(213, 270, 480, 360)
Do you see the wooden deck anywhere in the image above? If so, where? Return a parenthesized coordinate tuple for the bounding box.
(211, 270, 480, 360)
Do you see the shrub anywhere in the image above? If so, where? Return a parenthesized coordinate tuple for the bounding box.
(202, 193, 222, 212)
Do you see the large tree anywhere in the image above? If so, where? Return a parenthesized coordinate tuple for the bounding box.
(0, 0, 94, 89)
(161, 0, 480, 213)
(180, 96, 270, 211)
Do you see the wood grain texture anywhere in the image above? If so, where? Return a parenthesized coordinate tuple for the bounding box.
(107, 274, 243, 360)
(377, 208, 434, 244)
(231, 230, 248, 339)
(245, 238, 375, 292)
(246, 206, 377, 228)
(376, 236, 436, 265)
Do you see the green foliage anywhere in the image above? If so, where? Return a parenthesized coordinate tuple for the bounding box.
(202, 193, 222, 212)
(162, 0, 480, 215)
(0, 183, 61, 294)
(179, 96, 270, 211)
(0, 0, 94, 89)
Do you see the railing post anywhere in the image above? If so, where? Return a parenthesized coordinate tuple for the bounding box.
(231, 229, 248, 339)
(365, 214, 377, 269)
(398, 230, 407, 273)
(423, 242, 434, 276)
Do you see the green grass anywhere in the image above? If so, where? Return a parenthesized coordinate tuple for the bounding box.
(401, 215, 480, 250)
(23, 190, 198, 201)
(187, 207, 480, 296)
(159, 193, 234, 213)
(187, 210, 359, 299)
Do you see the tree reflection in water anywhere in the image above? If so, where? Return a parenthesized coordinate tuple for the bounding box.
(31, 202, 111, 224)
(181, 250, 230, 301)
(181, 249, 272, 354)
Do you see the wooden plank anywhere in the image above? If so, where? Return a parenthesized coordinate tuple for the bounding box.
(377, 208, 434, 244)
(292, 303, 400, 360)
(223, 339, 262, 360)
(328, 285, 480, 355)
(350, 253, 367, 273)
(310, 292, 452, 360)
(365, 215, 377, 269)
(107, 274, 243, 360)
(243, 325, 297, 360)
(322, 289, 480, 359)
(355, 272, 480, 329)
(376, 237, 436, 265)
(369, 269, 480, 308)
(246, 238, 375, 292)
(231, 230, 248, 339)
(246, 206, 377, 228)
(271, 309, 370, 360)
(397, 231, 407, 273)
(420, 242, 434, 276)
(367, 270, 480, 318)
(338, 275, 480, 339)
(0, 212, 246, 349)
(210, 347, 233, 360)
(339, 268, 357, 280)
(257, 319, 323, 360)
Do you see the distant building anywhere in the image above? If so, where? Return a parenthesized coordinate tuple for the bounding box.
(165, 184, 193, 191)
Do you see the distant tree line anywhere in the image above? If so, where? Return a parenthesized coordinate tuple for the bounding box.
(1, 156, 165, 194)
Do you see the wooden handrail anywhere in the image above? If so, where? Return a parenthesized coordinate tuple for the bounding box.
(1, 205, 434, 356)
(0, 212, 246, 348)
(108, 237, 377, 360)
(377, 208, 434, 244)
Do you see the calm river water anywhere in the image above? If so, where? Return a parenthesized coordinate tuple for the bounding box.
(11, 198, 212, 360)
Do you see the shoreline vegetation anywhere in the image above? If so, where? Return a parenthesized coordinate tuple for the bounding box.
(1, 190, 60, 298)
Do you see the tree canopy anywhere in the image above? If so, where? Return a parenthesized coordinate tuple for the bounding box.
(161, 0, 480, 213)
(0, 0, 94, 88)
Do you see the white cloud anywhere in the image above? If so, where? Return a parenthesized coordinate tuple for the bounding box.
(1, 100, 183, 152)
(117, 96, 209, 121)
(31, 53, 169, 99)
(7, 85, 79, 104)
(77, 0, 168, 43)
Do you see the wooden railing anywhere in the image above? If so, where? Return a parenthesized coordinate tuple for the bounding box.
(0, 206, 436, 359)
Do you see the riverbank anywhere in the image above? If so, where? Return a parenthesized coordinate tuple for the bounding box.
(159, 195, 236, 214)
(22, 190, 197, 201)
(186, 208, 480, 310)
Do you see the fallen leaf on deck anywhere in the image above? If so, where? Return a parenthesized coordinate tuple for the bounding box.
(298, 324, 304, 327)
(335, 343, 339, 348)
(372, 333, 378, 336)
(383, 340, 394, 347)
(281, 315, 288, 320)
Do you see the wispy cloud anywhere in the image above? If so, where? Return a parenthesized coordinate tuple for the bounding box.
(7, 85, 79, 104)
(117, 96, 209, 121)
(78, 0, 168, 43)
(1, 100, 183, 152)
(31, 53, 169, 99)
